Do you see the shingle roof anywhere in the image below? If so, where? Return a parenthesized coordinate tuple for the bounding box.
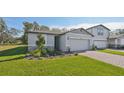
(28, 28, 94, 36)
(28, 30, 64, 35)
(28, 24, 110, 35)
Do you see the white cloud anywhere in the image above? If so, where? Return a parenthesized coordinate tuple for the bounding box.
(50, 22, 124, 31)
(103, 22, 124, 30)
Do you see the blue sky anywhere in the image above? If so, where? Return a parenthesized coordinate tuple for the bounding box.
(2, 17, 124, 30)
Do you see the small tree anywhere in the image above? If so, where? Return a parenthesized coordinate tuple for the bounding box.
(36, 34, 45, 56)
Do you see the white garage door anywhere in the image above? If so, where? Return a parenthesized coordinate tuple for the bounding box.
(94, 40, 107, 49)
(69, 39, 90, 51)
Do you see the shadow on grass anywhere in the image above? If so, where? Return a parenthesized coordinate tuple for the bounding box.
(0, 46, 27, 62)
(0, 46, 27, 57)
(0, 56, 24, 62)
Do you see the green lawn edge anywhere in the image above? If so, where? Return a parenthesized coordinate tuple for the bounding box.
(98, 49, 124, 56)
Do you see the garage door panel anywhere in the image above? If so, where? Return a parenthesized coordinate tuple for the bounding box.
(69, 39, 90, 51)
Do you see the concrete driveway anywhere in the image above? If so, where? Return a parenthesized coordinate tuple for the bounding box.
(79, 51, 124, 68)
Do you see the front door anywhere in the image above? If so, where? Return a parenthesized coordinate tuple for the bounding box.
(55, 36, 60, 50)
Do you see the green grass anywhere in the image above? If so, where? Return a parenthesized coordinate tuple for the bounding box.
(0, 45, 24, 51)
(0, 45, 124, 76)
(98, 49, 124, 56)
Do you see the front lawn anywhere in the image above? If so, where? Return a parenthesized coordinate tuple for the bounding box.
(0, 45, 23, 51)
(98, 49, 124, 56)
(0, 45, 124, 76)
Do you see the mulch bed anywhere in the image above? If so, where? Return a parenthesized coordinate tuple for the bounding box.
(25, 53, 77, 60)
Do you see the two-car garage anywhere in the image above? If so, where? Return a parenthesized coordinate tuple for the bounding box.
(62, 29, 93, 52)
(69, 38, 90, 51)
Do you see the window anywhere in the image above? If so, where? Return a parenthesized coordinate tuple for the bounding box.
(97, 28, 104, 35)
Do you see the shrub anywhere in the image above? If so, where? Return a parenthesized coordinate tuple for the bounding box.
(74, 53, 78, 56)
(46, 48, 63, 56)
(55, 50, 62, 55)
(29, 49, 41, 57)
(29, 48, 47, 57)
(120, 45, 124, 49)
(42, 48, 47, 56)
(46, 49, 56, 56)
(29, 48, 63, 58)
(36, 34, 45, 56)
(66, 47, 71, 53)
(92, 44, 97, 50)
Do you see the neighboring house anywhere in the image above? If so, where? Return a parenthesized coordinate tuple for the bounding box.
(108, 34, 124, 48)
(28, 28, 93, 52)
(86, 24, 110, 49)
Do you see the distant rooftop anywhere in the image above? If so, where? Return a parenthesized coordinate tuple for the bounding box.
(109, 34, 124, 39)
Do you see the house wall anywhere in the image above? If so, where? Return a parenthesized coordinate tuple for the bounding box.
(108, 37, 124, 48)
(87, 26, 109, 40)
(28, 33, 55, 51)
(119, 37, 124, 45)
(108, 39, 116, 45)
(46, 34, 55, 49)
(109, 37, 124, 45)
(59, 35, 66, 51)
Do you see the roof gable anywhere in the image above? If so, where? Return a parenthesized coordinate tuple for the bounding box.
(62, 28, 94, 36)
(86, 24, 111, 31)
